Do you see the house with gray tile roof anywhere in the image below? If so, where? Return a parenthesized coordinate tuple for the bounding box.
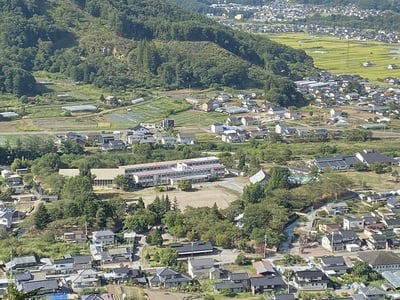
(187, 257, 215, 279)
(92, 230, 115, 245)
(6, 255, 39, 271)
(147, 267, 191, 288)
(249, 275, 285, 294)
(20, 279, 60, 297)
(319, 255, 349, 276)
(355, 149, 397, 167)
(168, 241, 214, 257)
(293, 269, 329, 291)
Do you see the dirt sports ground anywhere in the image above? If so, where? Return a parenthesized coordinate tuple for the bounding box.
(126, 178, 247, 210)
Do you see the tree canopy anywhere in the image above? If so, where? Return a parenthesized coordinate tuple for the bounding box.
(0, 0, 315, 103)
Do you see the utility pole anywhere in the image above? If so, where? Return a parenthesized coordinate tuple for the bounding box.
(264, 234, 268, 258)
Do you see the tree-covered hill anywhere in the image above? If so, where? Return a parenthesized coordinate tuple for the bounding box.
(0, 0, 315, 107)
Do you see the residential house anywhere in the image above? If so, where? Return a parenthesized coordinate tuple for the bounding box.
(202, 99, 216, 112)
(240, 116, 255, 127)
(6, 175, 24, 194)
(275, 123, 288, 134)
(65, 132, 86, 145)
(209, 266, 223, 280)
(71, 269, 102, 290)
(343, 217, 365, 231)
(105, 267, 144, 284)
(14, 272, 33, 284)
(101, 246, 132, 264)
(92, 230, 115, 245)
(102, 139, 126, 151)
(0, 207, 14, 229)
(284, 110, 302, 120)
(312, 155, 359, 172)
(293, 269, 329, 291)
(358, 251, 400, 272)
(324, 202, 349, 215)
(268, 106, 285, 118)
(249, 129, 265, 139)
(221, 130, 246, 143)
(126, 132, 147, 144)
(356, 286, 385, 300)
(321, 230, 361, 252)
(53, 257, 74, 273)
(216, 93, 231, 103)
(147, 267, 191, 288)
(319, 256, 349, 276)
(365, 193, 388, 204)
(101, 134, 115, 144)
(64, 254, 92, 270)
(214, 272, 250, 293)
(160, 136, 176, 147)
(162, 119, 175, 129)
(168, 241, 213, 257)
(318, 223, 341, 234)
(355, 149, 397, 167)
(387, 197, 400, 213)
(19, 279, 60, 298)
(252, 260, 276, 276)
(345, 92, 360, 101)
(85, 133, 103, 144)
(383, 218, 400, 230)
(249, 275, 285, 294)
(226, 116, 242, 126)
(176, 133, 196, 145)
(363, 222, 386, 238)
(63, 230, 87, 244)
(365, 231, 395, 250)
(187, 258, 214, 279)
(131, 125, 151, 135)
(6, 255, 39, 271)
(210, 122, 224, 133)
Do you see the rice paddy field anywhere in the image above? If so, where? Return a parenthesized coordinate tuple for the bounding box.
(267, 33, 400, 83)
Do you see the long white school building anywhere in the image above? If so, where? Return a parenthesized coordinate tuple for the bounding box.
(59, 156, 225, 188)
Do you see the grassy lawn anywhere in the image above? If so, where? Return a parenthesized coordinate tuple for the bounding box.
(267, 33, 400, 84)
(343, 169, 400, 191)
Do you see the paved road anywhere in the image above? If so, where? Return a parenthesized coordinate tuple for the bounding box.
(131, 234, 146, 269)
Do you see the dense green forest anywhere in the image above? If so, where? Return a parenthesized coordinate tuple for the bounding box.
(0, 0, 315, 108)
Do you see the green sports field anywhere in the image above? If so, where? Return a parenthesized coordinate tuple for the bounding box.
(267, 33, 400, 83)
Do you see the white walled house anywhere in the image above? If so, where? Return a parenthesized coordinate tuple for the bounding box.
(92, 230, 115, 245)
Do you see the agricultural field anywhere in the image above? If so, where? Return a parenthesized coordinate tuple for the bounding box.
(267, 33, 400, 83)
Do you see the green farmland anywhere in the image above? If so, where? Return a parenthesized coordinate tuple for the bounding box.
(267, 33, 400, 83)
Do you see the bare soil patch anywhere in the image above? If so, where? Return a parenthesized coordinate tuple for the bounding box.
(128, 182, 241, 210)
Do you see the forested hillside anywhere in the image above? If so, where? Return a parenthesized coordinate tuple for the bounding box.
(0, 0, 315, 107)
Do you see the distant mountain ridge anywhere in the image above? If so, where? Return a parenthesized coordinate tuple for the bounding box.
(0, 0, 315, 107)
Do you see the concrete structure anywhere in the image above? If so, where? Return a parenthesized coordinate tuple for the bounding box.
(59, 168, 125, 188)
(121, 157, 225, 187)
(60, 157, 225, 188)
